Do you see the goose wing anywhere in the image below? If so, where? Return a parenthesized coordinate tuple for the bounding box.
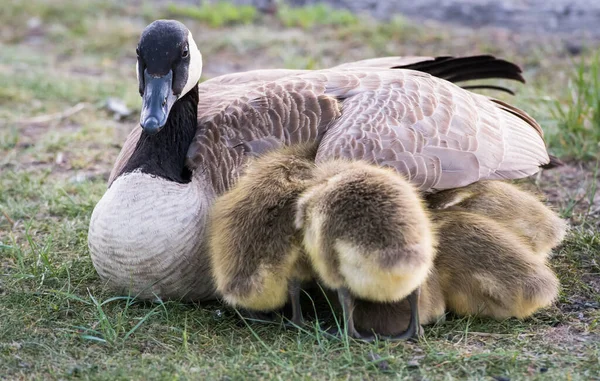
(187, 68, 548, 193)
(312, 69, 548, 190)
(332, 55, 525, 96)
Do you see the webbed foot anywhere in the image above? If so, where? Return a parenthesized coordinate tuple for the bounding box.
(379, 288, 421, 341)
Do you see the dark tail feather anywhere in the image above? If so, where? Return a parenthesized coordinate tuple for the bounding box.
(461, 85, 515, 95)
(393, 55, 525, 94)
(542, 155, 564, 169)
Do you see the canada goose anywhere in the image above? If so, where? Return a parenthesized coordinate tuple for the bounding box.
(208, 144, 317, 325)
(353, 267, 445, 337)
(89, 19, 554, 301)
(432, 210, 559, 319)
(426, 181, 567, 256)
(296, 160, 435, 340)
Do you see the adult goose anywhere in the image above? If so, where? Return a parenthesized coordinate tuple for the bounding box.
(88, 20, 552, 302)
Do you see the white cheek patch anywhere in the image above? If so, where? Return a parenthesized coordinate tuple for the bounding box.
(181, 31, 202, 97)
(135, 60, 139, 83)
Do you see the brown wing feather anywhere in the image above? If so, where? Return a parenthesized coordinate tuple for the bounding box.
(393, 55, 525, 84)
(108, 126, 142, 187)
(314, 70, 549, 190)
(331, 56, 434, 69)
(186, 81, 341, 194)
(197, 54, 525, 117)
(334, 55, 525, 94)
(490, 98, 543, 137)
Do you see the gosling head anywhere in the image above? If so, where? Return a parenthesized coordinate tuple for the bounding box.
(136, 20, 202, 135)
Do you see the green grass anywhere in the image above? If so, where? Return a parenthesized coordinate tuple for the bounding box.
(0, 0, 123, 43)
(277, 3, 358, 29)
(548, 55, 600, 161)
(164, 1, 358, 29)
(165, 1, 258, 28)
(2, 221, 599, 379)
(1, 0, 600, 379)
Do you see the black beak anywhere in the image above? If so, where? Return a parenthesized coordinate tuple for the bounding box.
(140, 70, 178, 135)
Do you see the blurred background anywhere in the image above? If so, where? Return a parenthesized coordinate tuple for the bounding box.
(2, 0, 600, 163)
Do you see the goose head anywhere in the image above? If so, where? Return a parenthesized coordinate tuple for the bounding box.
(136, 20, 202, 135)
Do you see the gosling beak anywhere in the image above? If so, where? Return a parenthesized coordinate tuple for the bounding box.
(140, 70, 178, 135)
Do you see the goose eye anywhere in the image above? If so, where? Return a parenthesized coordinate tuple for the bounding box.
(182, 46, 189, 58)
(136, 47, 140, 57)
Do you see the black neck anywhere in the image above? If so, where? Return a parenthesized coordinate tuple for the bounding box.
(120, 84, 198, 183)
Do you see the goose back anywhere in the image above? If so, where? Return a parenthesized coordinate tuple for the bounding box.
(109, 55, 542, 194)
(184, 68, 547, 194)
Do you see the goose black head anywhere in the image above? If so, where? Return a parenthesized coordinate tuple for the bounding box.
(136, 20, 202, 135)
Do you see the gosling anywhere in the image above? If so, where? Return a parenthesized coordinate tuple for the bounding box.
(352, 267, 446, 337)
(210, 145, 435, 341)
(426, 181, 567, 256)
(296, 160, 436, 341)
(353, 208, 560, 335)
(427, 183, 564, 318)
(208, 144, 317, 325)
(432, 210, 560, 319)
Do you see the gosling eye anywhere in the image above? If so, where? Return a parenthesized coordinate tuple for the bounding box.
(182, 45, 189, 58)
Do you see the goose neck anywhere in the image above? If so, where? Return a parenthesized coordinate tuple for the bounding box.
(121, 84, 199, 183)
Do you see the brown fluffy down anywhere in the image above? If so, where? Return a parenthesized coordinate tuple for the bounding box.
(208, 144, 317, 311)
(210, 145, 561, 330)
(353, 267, 446, 336)
(433, 210, 559, 319)
(209, 144, 436, 314)
(426, 180, 567, 256)
(354, 208, 560, 335)
(296, 160, 436, 304)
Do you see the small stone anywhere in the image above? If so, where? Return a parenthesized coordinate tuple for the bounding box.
(27, 17, 42, 30)
(565, 41, 583, 56)
(67, 366, 82, 376)
(105, 98, 132, 120)
(69, 172, 89, 184)
(367, 351, 390, 371)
